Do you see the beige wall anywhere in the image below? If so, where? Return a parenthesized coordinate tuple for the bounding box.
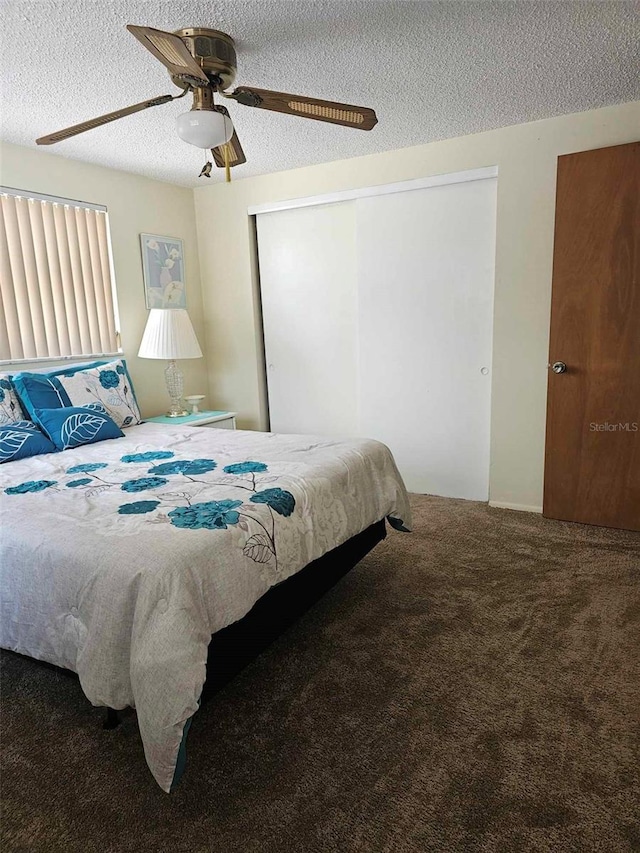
(193, 100, 640, 511)
(2, 101, 639, 508)
(0, 142, 208, 418)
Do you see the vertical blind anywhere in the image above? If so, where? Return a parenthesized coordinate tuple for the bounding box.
(0, 189, 119, 361)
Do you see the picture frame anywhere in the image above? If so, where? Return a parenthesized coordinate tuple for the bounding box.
(140, 233, 186, 309)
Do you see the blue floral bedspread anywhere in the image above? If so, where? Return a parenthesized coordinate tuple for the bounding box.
(0, 423, 411, 792)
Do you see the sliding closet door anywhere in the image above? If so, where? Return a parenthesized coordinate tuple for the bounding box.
(356, 180, 496, 498)
(256, 202, 358, 434)
(256, 175, 497, 499)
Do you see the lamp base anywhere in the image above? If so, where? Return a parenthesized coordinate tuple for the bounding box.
(165, 360, 187, 418)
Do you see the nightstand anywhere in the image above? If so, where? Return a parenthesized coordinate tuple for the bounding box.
(146, 410, 237, 430)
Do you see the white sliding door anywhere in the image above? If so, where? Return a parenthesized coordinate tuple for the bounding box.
(256, 202, 358, 435)
(356, 179, 497, 498)
(255, 172, 497, 500)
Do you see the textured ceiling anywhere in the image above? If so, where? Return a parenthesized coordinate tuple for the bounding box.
(1, 1, 639, 187)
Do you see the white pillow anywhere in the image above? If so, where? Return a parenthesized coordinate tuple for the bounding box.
(55, 360, 142, 428)
(0, 375, 28, 424)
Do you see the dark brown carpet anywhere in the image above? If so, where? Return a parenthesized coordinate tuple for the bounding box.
(2, 495, 640, 853)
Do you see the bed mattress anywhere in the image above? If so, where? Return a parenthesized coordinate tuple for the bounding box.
(0, 423, 411, 791)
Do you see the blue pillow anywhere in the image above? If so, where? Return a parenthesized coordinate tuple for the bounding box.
(13, 359, 141, 429)
(12, 373, 72, 421)
(35, 405, 124, 451)
(0, 421, 57, 463)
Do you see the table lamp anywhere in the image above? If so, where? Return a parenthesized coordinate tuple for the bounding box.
(138, 308, 203, 417)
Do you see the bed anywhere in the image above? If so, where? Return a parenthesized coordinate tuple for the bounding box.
(0, 419, 411, 792)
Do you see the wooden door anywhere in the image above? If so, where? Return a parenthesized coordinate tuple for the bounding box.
(543, 142, 640, 531)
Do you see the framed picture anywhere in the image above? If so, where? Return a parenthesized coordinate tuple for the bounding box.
(140, 233, 186, 309)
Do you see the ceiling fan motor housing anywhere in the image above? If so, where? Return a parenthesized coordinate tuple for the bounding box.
(173, 28, 237, 90)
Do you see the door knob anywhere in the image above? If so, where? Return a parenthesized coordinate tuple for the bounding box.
(551, 361, 567, 374)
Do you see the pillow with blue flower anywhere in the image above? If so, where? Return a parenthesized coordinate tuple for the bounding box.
(0, 375, 28, 425)
(36, 405, 124, 451)
(13, 359, 141, 429)
(55, 359, 141, 428)
(0, 421, 56, 463)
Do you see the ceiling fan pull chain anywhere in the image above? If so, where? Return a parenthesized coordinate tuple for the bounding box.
(224, 142, 231, 183)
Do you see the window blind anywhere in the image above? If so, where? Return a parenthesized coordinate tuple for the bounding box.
(0, 189, 120, 362)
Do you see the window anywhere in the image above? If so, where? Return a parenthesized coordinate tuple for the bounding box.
(0, 187, 121, 363)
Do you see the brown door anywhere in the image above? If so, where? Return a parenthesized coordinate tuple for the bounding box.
(543, 141, 640, 531)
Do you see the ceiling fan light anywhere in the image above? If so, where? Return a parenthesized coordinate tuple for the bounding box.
(176, 109, 233, 148)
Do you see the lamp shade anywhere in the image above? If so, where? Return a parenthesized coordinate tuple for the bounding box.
(138, 309, 203, 360)
(176, 109, 234, 149)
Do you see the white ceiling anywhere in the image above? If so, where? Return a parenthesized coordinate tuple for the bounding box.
(1, 1, 639, 187)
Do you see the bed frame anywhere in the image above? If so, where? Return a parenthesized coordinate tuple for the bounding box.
(103, 519, 387, 727)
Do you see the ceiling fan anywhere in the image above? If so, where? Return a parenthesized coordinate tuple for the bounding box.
(36, 25, 378, 179)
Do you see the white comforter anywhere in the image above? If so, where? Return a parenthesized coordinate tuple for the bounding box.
(0, 423, 410, 791)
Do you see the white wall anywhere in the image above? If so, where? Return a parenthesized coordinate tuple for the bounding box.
(194, 100, 640, 512)
(0, 142, 208, 418)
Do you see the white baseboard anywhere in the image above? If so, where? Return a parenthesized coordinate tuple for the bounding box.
(489, 500, 543, 514)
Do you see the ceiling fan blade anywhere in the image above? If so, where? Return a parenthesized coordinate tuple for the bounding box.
(127, 25, 209, 84)
(36, 94, 176, 145)
(211, 132, 247, 169)
(210, 106, 246, 168)
(227, 87, 377, 130)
